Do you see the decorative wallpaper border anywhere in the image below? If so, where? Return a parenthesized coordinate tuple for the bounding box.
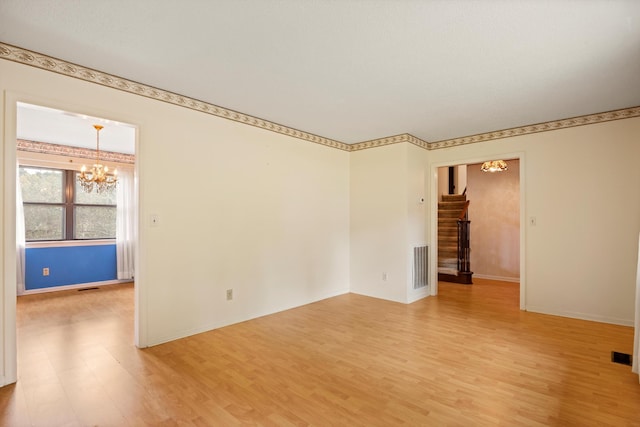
(349, 133, 429, 152)
(17, 139, 136, 164)
(0, 42, 350, 152)
(2, 42, 639, 153)
(428, 106, 640, 150)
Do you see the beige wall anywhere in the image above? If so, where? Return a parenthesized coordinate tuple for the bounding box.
(429, 119, 640, 325)
(437, 166, 448, 199)
(349, 142, 429, 303)
(455, 164, 467, 194)
(436, 164, 467, 199)
(0, 59, 351, 385)
(350, 143, 408, 303)
(467, 159, 520, 281)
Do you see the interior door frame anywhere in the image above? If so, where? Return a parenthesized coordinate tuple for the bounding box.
(2, 92, 143, 386)
(429, 152, 526, 310)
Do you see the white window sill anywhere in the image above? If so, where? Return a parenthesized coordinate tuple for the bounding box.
(26, 239, 116, 249)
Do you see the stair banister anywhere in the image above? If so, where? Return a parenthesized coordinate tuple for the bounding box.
(457, 201, 471, 274)
(457, 200, 470, 221)
(437, 193, 473, 285)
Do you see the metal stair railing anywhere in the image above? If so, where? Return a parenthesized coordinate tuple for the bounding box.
(457, 201, 471, 274)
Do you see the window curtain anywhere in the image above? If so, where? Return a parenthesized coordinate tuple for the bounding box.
(16, 164, 26, 295)
(116, 169, 135, 280)
(633, 232, 640, 382)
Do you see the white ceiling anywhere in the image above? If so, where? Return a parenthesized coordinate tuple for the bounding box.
(17, 103, 136, 154)
(2, 0, 640, 146)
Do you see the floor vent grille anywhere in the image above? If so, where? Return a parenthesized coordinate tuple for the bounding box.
(413, 246, 428, 289)
(611, 351, 632, 366)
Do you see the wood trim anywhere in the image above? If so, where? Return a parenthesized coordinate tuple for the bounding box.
(457, 200, 470, 220)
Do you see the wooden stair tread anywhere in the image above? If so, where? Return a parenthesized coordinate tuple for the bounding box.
(437, 193, 471, 284)
(441, 194, 466, 202)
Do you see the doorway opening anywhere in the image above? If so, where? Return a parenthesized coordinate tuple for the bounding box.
(432, 156, 525, 309)
(13, 101, 138, 383)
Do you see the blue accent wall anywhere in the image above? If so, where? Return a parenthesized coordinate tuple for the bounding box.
(25, 244, 117, 290)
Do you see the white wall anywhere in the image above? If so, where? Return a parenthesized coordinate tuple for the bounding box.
(437, 166, 448, 199)
(429, 119, 640, 325)
(140, 108, 351, 344)
(349, 142, 429, 303)
(455, 164, 467, 194)
(437, 164, 467, 198)
(406, 143, 430, 302)
(0, 59, 350, 385)
(350, 143, 408, 302)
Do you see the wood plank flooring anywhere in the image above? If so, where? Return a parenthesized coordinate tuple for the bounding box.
(1, 279, 639, 426)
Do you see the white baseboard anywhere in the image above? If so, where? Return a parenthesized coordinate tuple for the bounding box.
(20, 279, 132, 295)
(147, 288, 350, 347)
(472, 273, 520, 283)
(407, 286, 431, 303)
(525, 305, 633, 327)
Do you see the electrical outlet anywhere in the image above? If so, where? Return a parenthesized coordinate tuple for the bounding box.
(43, 267, 50, 276)
(226, 289, 233, 300)
(382, 272, 388, 281)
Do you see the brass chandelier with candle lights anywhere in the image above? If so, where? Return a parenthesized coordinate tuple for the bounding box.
(77, 124, 118, 193)
(480, 160, 508, 173)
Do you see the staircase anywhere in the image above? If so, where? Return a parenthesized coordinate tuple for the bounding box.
(438, 194, 473, 284)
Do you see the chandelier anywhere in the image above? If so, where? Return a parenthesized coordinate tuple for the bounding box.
(480, 160, 508, 173)
(78, 124, 118, 193)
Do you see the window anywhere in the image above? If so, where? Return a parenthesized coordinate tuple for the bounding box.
(20, 166, 117, 241)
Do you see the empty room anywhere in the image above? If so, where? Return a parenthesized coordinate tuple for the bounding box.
(1, 1, 640, 425)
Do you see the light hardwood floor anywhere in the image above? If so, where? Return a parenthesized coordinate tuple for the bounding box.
(1, 279, 639, 426)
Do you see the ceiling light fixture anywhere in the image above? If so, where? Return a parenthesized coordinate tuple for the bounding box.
(480, 160, 508, 173)
(78, 124, 118, 193)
